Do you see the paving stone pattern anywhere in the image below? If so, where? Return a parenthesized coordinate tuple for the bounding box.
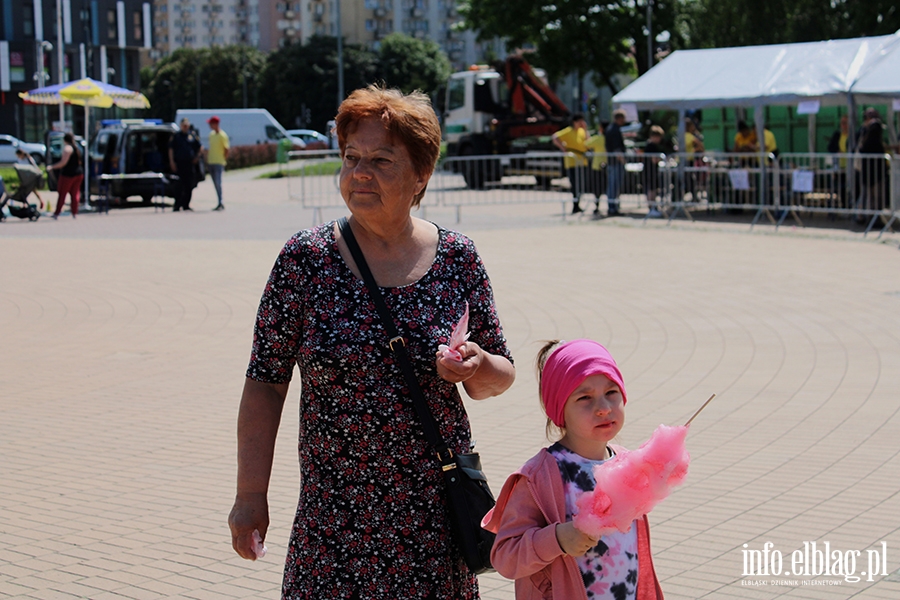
(2, 172, 900, 599)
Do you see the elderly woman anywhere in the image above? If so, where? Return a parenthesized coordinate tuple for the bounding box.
(228, 85, 516, 599)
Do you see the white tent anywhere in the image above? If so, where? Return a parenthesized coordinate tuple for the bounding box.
(613, 31, 900, 110)
(613, 32, 900, 171)
(612, 32, 900, 210)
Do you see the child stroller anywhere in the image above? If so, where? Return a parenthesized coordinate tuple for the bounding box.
(0, 164, 44, 222)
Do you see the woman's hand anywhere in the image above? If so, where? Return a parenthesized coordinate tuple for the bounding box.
(228, 492, 269, 560)
(435, 342, 515, 400)
(555, 521, 600, 557)
(435, 341, 484, 384)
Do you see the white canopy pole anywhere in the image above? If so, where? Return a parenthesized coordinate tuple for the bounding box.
(755, 106, 767, 207)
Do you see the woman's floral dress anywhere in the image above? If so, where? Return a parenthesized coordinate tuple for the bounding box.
(247, 221, 513, 599)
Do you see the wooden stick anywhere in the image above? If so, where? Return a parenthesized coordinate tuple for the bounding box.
(684, 393, 717, 427)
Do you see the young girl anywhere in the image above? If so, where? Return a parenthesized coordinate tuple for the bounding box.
(482, 339, 664, 599)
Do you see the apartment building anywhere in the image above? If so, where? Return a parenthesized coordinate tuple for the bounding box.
(0, 0, 152, 139)
(152, 0, 498, 68)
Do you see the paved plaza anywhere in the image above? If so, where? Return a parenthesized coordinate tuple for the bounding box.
(2, 169, 900, 599)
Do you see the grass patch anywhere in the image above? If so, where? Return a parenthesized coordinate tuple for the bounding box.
(256, 159, 342, 179)
(0, 165, 49, 193)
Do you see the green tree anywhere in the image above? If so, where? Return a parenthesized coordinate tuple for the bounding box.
(258, 36, 379, 134)
(461, 0, 677, 92)
(675, 0, 900, 49)
(376, 33, 452, 95)
(142, 46, 266, 121)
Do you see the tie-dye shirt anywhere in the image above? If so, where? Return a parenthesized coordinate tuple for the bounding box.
(549, 442, 638, 600)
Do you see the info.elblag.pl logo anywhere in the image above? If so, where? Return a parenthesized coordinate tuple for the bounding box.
(741, 541, 891, 585)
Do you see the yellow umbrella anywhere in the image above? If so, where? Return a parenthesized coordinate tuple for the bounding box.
(19, 78, 150, 206)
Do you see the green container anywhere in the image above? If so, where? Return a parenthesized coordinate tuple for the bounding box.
(276, 138, 293, 164)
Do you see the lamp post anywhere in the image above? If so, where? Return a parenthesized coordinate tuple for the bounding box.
(646, 0, 653, 72)
(336, 0, 344, 110)
(56, 0, 65, 127)
(35, 40, 53, 136)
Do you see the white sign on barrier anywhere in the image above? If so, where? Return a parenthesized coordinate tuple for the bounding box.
(792, 170, 814, 193)
(797, 100, 820, 115)
(729, 169, 751, 191)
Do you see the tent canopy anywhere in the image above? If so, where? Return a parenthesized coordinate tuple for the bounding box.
(613, 31, 900, 110)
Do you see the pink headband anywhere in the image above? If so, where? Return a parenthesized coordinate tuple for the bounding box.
(541, 339, 627, 428)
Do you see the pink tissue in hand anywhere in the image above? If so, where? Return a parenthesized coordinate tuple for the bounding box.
(438, 302, 470, 361)
(573, 424, 690, 538)
(251, 529, 267, 559)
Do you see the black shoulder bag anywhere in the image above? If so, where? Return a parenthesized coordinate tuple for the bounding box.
(338, 217, 496, 574)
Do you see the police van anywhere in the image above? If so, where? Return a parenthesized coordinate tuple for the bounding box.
(88, 119, 184, 205)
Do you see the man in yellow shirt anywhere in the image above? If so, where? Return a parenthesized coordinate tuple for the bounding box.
(552, 114, 589, 214)
(205, 116, 230, 211)
(585, 124, 607, 215)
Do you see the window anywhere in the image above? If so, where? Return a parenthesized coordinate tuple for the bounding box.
(23, 4, 35, 37)
(107, 9, 117, 40)
(447, 78, 465, 111)
(266, 126, 285, 141)
(134, 11, 142, 41)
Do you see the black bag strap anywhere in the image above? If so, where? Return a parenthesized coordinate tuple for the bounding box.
(338, 217, 454, 465)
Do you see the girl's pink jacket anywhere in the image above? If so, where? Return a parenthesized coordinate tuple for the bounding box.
(482, 447, 665, 600)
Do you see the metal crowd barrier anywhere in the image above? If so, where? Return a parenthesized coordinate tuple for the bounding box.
(772, 152, 896, 235)
(285, 148, 897, 236)
(433, 151, 670, 221)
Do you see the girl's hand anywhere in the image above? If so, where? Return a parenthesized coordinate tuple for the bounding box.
(555, 521, 600, 557)
(435, 341, 484, 384)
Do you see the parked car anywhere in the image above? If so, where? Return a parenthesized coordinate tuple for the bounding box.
(88, 118, 185, 205)
(285, 129, 330, 150)
(0, 134, 47, 165)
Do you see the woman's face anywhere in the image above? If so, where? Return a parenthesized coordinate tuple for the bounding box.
(339, 118, 426, 223)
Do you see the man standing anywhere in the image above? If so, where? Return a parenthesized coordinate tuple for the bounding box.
(552, 113, 590, 214)
(205, 116, 229, 211)
(605, 109, 628, 216)
(168, 118, 202, 212)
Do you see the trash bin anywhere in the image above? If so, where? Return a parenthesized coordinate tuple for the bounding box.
(277, 138, 292, 164)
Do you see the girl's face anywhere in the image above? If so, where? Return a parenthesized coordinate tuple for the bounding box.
(559, 374, 625, 461)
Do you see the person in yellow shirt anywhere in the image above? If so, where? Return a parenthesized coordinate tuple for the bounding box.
(683, 118, 705, 200)
(585, 123, 607, 216)
(827, 115, 849, 207)
(205, 115, 230, 211)
(733, 120, 757, 153)
(552, 114, 589, 214)
(763, 128, 778, 157)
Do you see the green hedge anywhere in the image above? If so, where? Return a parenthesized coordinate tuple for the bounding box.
(224, 143, 279, 170)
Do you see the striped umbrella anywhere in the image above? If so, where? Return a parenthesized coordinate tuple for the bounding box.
(19, 77, 150, 109)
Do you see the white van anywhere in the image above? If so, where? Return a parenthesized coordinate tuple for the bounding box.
(173, 109, 306, 148)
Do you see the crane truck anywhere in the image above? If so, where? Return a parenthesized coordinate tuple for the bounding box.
(441, 55, 572, 189)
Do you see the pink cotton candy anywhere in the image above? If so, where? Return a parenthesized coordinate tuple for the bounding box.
(438, 302, 470, 362)
(574, 424, 690, 538)
(251, 529, 267, 559)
